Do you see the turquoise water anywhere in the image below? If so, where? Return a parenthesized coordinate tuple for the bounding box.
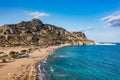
(39, 44, 120, 80)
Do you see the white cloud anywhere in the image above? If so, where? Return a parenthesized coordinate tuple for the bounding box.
(86, 27, 94, 30)
(101, 11, 120, 27)
(80, 27, 94, 32)
(28, 11, 50, 19)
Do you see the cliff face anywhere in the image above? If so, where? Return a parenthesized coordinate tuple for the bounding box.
(0, 19, 95, 47)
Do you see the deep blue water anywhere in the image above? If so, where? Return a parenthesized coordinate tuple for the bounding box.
(39, 43, 120, 80)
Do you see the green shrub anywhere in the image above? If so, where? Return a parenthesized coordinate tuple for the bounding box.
(2, 58, 6, 63)
(20, 50, 27, 54)
(9, 51, 17, 59)
(0, 52, 4, 54)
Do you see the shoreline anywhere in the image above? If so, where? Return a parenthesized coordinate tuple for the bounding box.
(0, 44, 70, 80)
(36, 44, 70, 80)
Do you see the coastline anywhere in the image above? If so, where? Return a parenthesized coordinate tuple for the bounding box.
(0, 44, 70, 80)
(36, 44, 71, 80)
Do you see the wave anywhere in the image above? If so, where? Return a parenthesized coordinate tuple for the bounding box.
(50, 67, 54, 72)
(38, 63, 46, 80)
(56, 74, 67, 77)
(54, 55, 71, 58)
(42, 58, 47, 63)
(38, 73, 46, 80)
(95, 42, 116, 46)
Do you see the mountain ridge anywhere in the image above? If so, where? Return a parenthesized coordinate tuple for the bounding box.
(0, 19, 95, 47)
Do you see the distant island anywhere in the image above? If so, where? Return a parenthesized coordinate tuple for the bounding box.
(0, 19, 95, 47)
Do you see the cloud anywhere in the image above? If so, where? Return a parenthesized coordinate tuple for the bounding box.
(86, 27, 94, 30)
(81, 27, 94, 32)
(101, 11, 120, 27)
(27, 11, 50, 19)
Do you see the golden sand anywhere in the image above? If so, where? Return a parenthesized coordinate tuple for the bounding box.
(0, 44, 69, 80)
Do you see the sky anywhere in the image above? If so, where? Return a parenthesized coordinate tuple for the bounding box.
(0, 0, 120, 42)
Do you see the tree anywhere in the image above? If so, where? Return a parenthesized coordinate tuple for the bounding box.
(9, 51, 17, 59)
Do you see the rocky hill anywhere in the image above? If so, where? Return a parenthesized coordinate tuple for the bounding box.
(0, 19, 95, 47)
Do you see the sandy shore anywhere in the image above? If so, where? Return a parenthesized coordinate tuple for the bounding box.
(0, 44, 69, 80)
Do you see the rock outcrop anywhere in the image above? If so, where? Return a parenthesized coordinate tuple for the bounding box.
(0, 19, 95, 47)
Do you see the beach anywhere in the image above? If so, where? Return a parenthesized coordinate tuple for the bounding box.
(0, 44, 69, 80)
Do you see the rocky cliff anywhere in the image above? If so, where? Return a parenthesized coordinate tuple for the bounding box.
(0, 19, 95, 47)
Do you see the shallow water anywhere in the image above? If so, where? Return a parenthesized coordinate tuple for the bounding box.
(39, 43, 120, 80)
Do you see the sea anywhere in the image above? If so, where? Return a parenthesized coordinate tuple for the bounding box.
(38, 43, 120, 80)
